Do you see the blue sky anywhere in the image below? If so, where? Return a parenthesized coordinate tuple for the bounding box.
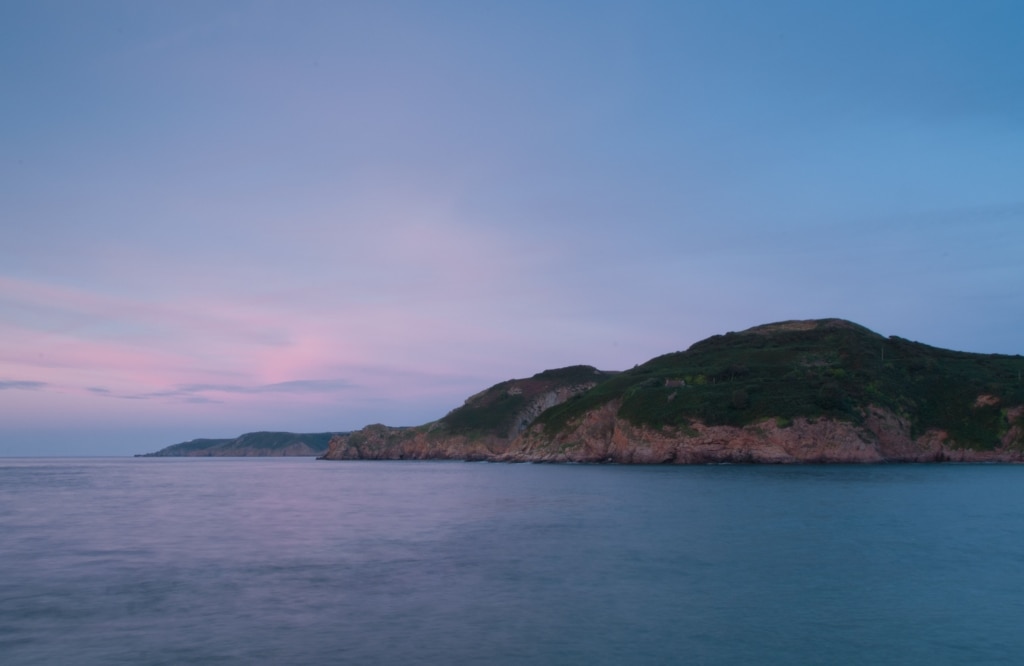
(2, 1, 1022, 455)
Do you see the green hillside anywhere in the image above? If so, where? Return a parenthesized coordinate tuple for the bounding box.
(434, 365, 618, 438)
(140, 431, 344, 456)
(536, 319, 1024, 450)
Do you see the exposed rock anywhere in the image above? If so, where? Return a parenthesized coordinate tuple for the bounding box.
(507, 384, 597, 438)
(501, 401, 1024, 464)
(1003, 406, 1024, 449)
(322, 402, 1024, 464)
(323, 425, 511, 461)
(975, 394, 1000, 407)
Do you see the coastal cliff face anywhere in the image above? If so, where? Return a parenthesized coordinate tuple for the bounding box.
(323, 426, 508, 461)
(323, 402, 1024, 464)
(503, 402, 1024, 464)
(323, 375, 606, 461)
(320, 319, 1024, 464)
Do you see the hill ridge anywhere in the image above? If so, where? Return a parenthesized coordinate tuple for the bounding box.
(321, 319, 1024, 463)
(139, 431, 345, 457)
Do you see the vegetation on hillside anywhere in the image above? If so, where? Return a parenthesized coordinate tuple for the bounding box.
(536, 319, 1024, 450)
(141, 431, 344, 456)
(436, 365, 618, 437)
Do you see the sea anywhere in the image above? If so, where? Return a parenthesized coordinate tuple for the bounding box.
(2, 458, 1023, 665)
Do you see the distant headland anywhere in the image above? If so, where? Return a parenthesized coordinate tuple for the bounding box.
(138, 431, 344, 457)
(321, 319, 1024, 463)
(141, 319, 1024, 463)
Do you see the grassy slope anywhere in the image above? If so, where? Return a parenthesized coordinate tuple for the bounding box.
(433, 365, 618, 438)
(536, 319, 1024, 449)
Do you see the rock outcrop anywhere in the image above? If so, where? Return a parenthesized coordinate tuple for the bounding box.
(501, 402, 1024, 463)
(322, 379, 604, 461)
(321, 425, 510, 461)
(322, 402, 1024, 464)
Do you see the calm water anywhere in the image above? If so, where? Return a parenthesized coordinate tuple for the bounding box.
(2, 458, 1024, 665)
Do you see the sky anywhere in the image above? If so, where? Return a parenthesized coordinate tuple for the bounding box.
(2, 0, 1023, 456)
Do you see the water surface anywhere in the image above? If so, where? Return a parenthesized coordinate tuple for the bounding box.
(2, 458, 1023, 664)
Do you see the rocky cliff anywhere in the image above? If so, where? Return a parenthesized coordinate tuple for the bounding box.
(321, 319, 1024, 464)
(323, 365, 613, 461)
(323, 402, 1024, 464)
(501, 402, 1024, 463)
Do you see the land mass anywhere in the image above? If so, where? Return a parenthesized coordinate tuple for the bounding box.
(321, 319, 1024, 463)
(139, 431, 344, 457)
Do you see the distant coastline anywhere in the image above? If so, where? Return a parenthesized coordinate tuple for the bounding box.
(142, 319, 1024, 464)
(138, 431, 344, 457)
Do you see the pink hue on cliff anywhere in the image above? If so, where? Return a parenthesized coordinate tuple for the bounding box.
(324, 403, 1024, 464)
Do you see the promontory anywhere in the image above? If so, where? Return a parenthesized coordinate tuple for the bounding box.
(320, 319, 1024, 464)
